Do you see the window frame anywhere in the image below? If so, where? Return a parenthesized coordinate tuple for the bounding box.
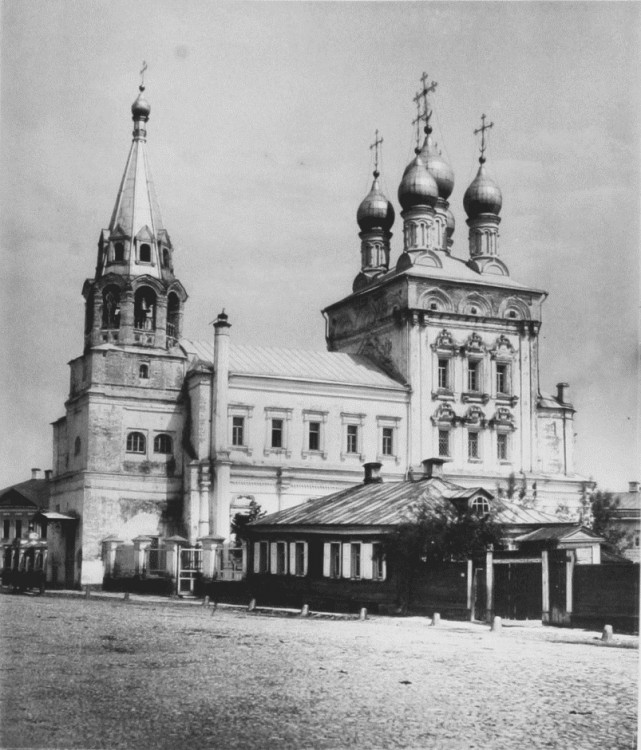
(270, 418, 284, 449)
(495, 361, 510, 396)
(302, 410, 328, 458)
(350, 542, 362, 580)
(330, 542, 341, 578)
(231, 416, 245, 447)
(139, 362, 149, 380)
(126, 431, 147, 455)
(153, 433, 173, 455)
(467, 430, 481, 461)
(263, 408, 292, 457)
(438, 428, 451, 458)
(497, 432, 510, 462)
(438, 357, 450, 390)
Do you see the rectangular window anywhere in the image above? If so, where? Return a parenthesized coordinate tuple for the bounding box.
(438, 358, 449, 389)
(346, 424, 359, 454)
(275, 542, 287, 575)
(372, 543, 385, 580)
(497, 433, 509, 461)
(232, 416, 245, 446)
(350, 543, 361, 579)
(467, 361, 480, 392)
(15, 520, 22, 539)
(271, 419, 283, 449)
(308, 421, 320, 451)
(258, 541, 269, 573)
(330, 542, 341, 578)
(382, 427, 394, 456)
(3, 519, 10, 539)
(468, 431, 480, 460)
(496, 363, 509, 395)
(438, 429, 450, 458)
(294, 542, 306, 575)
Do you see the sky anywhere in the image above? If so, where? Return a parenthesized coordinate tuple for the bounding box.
(1, 1, 639, 492)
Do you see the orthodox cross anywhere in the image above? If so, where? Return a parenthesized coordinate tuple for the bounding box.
(418, 72, 438, 131)
(140, 61, 148, 88)
(474, 113, 494, 162)
(370, 129, 383, 176)
(412, 91, 424, 150)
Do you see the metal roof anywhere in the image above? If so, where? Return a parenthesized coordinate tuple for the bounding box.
(0, 480, 49, 509)
(514, 525, 602, 543)
(181, 340, 406, 389)
(251, 477, 562, 529)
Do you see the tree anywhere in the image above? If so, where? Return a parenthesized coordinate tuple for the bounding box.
(230, 500, 266, 546)
(589, 489, 627, 554)
(383, 499, 504, 610)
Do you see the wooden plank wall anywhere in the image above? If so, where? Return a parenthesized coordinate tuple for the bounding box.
(573, 564, 639, 633)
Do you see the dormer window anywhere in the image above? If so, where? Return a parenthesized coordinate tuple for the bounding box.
(471, 496, 490, 516)
(139, 243, 151, 263)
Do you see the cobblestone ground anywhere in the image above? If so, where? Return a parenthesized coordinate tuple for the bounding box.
(0, 592, 637, 749)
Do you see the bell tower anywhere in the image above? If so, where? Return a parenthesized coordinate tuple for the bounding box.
(82, 81, 187, 351)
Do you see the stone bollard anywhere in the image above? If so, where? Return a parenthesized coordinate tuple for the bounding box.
(202, 595, 210, 608)
(84, 586, 91, 599)
(359, 607, 368, 621)
(491, 616, 502, 634)
(301, 604, 310, 617)
(431, 613, 440, 627)
(124, 591, 130, 601)
(210, 601, 218, 616)
(602, 624, 613, 642)
(248, 598, 256, 612)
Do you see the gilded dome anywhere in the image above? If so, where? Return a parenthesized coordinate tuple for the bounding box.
(397, 154, 438, 211)
(463, 163, 502, 218)
(357, 176, 395, 232)
(419, 135, 454, 200)
(131, 86, 151, 118)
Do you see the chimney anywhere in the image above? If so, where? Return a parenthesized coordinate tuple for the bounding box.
(31, 468, 41, 480)
(45, 470, 53, 481)
(629, 481, 639, 494)
(363, 462, 383, 484)
(421, 458, 447, 479)
(556, 382, 569, 404)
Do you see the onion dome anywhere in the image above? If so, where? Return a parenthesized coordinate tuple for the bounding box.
(419, 135, 454, 200)
(131, 85, 151, 118)
(357, 174, 395, 232)
(397, 153, 438, 211)
(445, 207, 455, 237)
(463, 163, 502, 218)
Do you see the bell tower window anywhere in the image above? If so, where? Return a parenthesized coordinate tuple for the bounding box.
(139, 243, 152, 263)
(102, 286, 121, 329)
(134, 287, 156, 331)
(114, 242, 125, 262)
(167, 293, 180, 344)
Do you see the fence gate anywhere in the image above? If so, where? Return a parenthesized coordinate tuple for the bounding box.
(178, 547, 202, 594)
(493, 560, 542, 620)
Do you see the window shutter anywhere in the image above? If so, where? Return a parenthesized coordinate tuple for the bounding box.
(362, 543, 373, 580)
(289, 542, 296, 576)
(342, 543, 351, 579)
(270, 543, 277, 575)
(253, 542, 260, 574)
(322, 543, 331, 577)
(302, 542, 308, 577)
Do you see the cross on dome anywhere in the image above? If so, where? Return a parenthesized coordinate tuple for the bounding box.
(474, 113, 494, 164)
(369, 129, 383, 177)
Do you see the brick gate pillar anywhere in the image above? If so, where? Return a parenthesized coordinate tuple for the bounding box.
(198, 535, 225, 581)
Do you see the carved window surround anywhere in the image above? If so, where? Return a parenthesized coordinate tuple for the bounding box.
(461, 392, 490, 405)
(264, 407, 292, 458)
(431, 388, 455, 402)
(340, 413, 366, 462)
(301, 410, 328, 459)
(228, 404, 254, 455)
(376, 416, 401, 465)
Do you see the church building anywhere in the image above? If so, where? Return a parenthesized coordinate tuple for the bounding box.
(49, 79, 583, 585)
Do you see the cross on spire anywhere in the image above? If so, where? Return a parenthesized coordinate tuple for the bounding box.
(418, 72, 438, 133)
(369, 129, 383, 177)
(139, 61, 148, 90)
(412, 92, 424, 151)
(474, 113, 494, 163)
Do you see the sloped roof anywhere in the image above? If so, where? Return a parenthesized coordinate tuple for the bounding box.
(251, 476, 562, 529)
(181, 340, 405, 389)
(514, 525, 602, 544)
(613, 491, 641, 513)
(0, 480, 49, 509)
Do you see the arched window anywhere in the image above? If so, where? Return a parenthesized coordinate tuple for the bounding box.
(139, 363, 149, 379)
(139, 243, 151, 263)
(163, 248, 171, 268)
(134, 287, 156, 330)
(153, 434, 173, 454)
(167, 292, 180, 342)
(74, 436, 81, 456)
(471, 496, 490, 516)
(102, 286, 121, 329)
(114, 242, 125, 262)
(126, 432, 146, 454)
